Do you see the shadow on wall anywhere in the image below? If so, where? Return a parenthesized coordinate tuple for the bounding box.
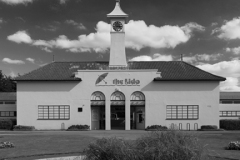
(17, 81, 80, 92)
(142, 81, 219, 92)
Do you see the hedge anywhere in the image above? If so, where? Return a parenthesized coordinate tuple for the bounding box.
(220, 119, 240, 130)
(13, 125, 35, 131)
(0, 119, 16, 130)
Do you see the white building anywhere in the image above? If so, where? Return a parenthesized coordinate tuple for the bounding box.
(15, 0, 225, 130)
(219, 92, 240, 119)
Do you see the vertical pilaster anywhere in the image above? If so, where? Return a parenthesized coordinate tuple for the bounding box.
(105, 99, 111, 130)
(125, 99, 131, 130)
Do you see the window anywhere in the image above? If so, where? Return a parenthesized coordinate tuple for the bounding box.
(0, 111, 16, 117)
(166, 105, 199, 120)
(4, 101, 16, 104)
(220, 111, 240, 117)
(38, 105, 70, 120)
(220, 100, 240, 104)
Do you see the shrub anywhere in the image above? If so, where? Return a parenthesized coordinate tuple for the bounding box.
(225, 141, 240, 150)
(84, 130, 207, 160)
(67, 125, 90, 130)
(0, 119, 14, 130)
(0, 142, 14, 149)
(145, 125, 168, 130)
(13, 125, 35, 131)
(201, 125, 218, 130)
(220, 119, 240, 130)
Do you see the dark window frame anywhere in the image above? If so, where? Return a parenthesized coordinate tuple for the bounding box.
(166, 105, 199, 120)
(220, 111, 240, 117)
(0, 111, 16, 117)
(38, 105, 70, 120)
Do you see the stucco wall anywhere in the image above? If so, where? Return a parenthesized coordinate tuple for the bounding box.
(17, 70, 220, 130)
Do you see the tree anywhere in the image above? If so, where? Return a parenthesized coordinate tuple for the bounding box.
(0, 70, 16, 92)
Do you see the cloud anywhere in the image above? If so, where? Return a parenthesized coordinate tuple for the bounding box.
(2, 58, 25, 64)
(26, 57, 35, 63)
(0, 18, 4, 24)
(181, 22, 205, 36)
(183, 53, 222, 63)
(216, 17, 240, 40)
(59, 0, 68, 4)
(0, 0, 34, 5)
(211, 22, 218, 26)
(7, 30, 32, 44)
(220, 77, 240, 91)
(7, 20, 204, 53)
(9, 71, 17, 78)
(197, 60, 240, 91)
(129, 53, 173, 61)
(65, 20, 86, 30)
(226, 47, 240, 55)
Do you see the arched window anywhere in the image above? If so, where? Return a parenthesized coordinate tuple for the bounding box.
(130, 91, 145, 105)
(91, 91, 105, 105)
(111, 91, 125, 105)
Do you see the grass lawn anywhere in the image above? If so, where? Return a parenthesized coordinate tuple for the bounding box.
(0, 130, 240, 160)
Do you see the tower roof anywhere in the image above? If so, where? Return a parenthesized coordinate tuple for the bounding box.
(107, 0, 128, 18)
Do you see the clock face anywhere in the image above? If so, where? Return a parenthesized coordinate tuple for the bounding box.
(113, 21, 123, 32)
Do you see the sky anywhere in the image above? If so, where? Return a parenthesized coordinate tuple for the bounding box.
(0, 0, 240, 91)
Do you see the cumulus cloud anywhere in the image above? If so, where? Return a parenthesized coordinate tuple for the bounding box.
(183, 53, 222, 63)
(130, 53, 173, 61)
(26, 57, 35, 63)
(0, 0, 34, 5)
(65, 20, 86, 30)
(2, 58, 25, 64)
(181, 22, 205, 36)
(215, 17, 240, 40)
(7, 20, 204, 53)
(226, 47, 240, 55)
(59, 0, 68, 4)
(7, 30, 32, 44)
(197, 60, 240, 91)
(220, 77, 240, 91)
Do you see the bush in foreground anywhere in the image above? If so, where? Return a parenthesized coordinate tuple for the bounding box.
(67, 125, 90, 130)
(225, 141, 240, 150)
(220, 119, 240, 130)
(0, 142, 14, 149)
(84, 130, 207, 160)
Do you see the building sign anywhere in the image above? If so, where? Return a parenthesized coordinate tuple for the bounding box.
(113, 79, 140, 85)
(95, 73, 141, 86)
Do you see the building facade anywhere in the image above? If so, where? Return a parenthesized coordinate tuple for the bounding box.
(219, 92, 240, 119)
(15, 0, 225, 130)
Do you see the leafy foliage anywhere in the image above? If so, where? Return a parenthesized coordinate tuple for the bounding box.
(67, 125, 90, 130)
(0, 142, 14, 149)
(0, 70, 16, 92)
(84, 130, 207, 160)
(145, 125, 168, 130)
(220, 119, 240, 130)
(201, 125, 218, 130)
(13, 125, 35, 131)
(0, 119, 15, 130)
(225, 141, 240, 150)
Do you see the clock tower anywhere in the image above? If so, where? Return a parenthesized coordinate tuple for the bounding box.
(107, 0, 128, 68)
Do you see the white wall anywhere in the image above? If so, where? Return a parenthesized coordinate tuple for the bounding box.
(17, 70, 220, 130)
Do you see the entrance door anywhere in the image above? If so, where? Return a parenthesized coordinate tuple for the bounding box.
(91, 107, 99, 130)
(136, 107, 145, 130)
(111, 106, 125, 130)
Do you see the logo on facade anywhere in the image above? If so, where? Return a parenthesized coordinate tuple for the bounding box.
(95, 73, 108, 85)
(95, 73, 140, 86)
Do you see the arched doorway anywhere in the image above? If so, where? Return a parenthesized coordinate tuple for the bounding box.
(91, 91, 105, 130)
(130, 91, 145, 130)
(110, 91, 125, 130)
